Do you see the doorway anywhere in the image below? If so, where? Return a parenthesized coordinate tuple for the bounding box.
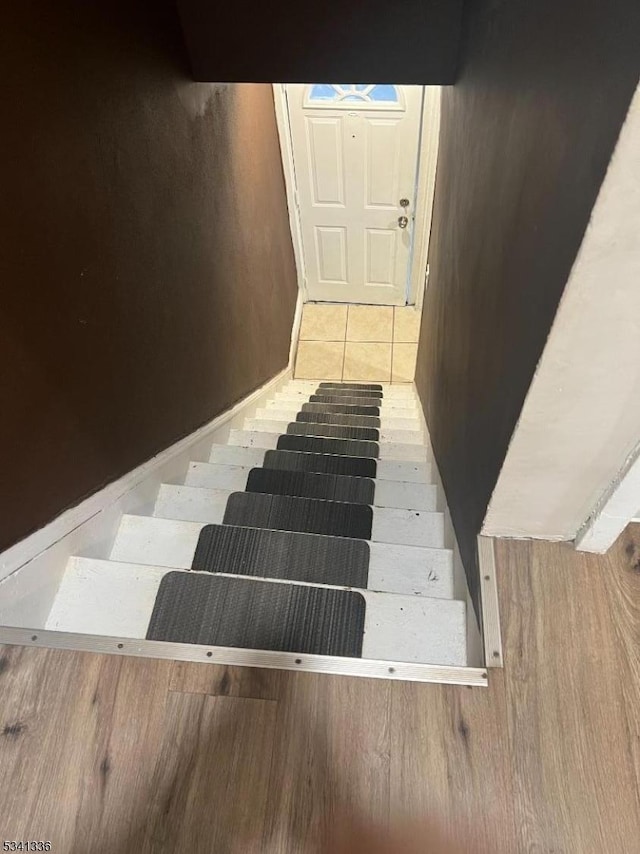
(276, 84, 440, 307)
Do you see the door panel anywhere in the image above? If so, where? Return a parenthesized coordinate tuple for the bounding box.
(366, 229, 395, 285)
(287, 84, 423, 305)
(365, 119, 402, 208)
(307, 118, 346, 206)
(315, 227, 348, 283)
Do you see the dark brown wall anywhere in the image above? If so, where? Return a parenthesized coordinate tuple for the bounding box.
(416, 0, 640, 613)
(0, 2, 298, 552)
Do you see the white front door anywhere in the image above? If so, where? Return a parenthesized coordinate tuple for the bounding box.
(286, 84, 423, 306)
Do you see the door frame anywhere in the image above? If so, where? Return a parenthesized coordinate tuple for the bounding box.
(272, 83, 441, 307)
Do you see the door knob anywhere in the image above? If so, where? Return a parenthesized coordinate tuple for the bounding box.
(398, 198, 410, 228)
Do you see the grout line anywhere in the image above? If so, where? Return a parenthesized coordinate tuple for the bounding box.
(341, 305, 348, 380)
(390, 306, 396, 385)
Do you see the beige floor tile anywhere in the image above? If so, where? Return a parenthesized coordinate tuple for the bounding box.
(299, 304, 348, 341)
(343, 342, 392, 382)
(392, 343, 418, 383)
(295, 341, 344, 380)
(393, 307, 422, 343)
(346, 305, 394, 342)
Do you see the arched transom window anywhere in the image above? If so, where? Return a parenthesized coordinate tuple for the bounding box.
(305, 84, 403, 110)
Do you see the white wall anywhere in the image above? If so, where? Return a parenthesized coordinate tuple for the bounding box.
(483, 84, 640, 541)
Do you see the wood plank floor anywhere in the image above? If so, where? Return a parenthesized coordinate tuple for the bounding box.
(1, 528, 640, 853)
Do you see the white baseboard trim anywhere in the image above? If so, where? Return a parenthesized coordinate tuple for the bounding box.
(575, 440, 640, 553)
(0, 625, 488, 687)
(0, 366, 293, 628)
(288, 288, 304, 370)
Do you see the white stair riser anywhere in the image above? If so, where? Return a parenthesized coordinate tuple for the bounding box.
(227, 430, 428, 462)
(376, 459, 432, 483)
(186, 463, 251, 492)
(153, 484, 445, 548)
(185, 462, 437, 511)
(243, 418, 424, 446)
(47, 557, 466, 665)
(376, 479, 437, 512)
(207, 444, 432, 483)
(209, 444, 267, 468)
(256, 407, 421, 430)
(111, 515, 456, 599)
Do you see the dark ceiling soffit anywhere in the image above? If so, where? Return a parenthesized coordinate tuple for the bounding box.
(176, 1, 464, 85)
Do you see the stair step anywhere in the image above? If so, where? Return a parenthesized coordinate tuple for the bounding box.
(264, 467, 366, 506)
(148, 571, 366, 657)
(293, 412, 386, 429)
(208, 444, 432, 482)
(46, 557, 466, 665)
(274, 391, 418, 411)
(192, 523, 370, 586)
(257, 407, 421, 431)
(310, 386, 384, 400)
(263, 449, 378, 478)
(244, 417, 423, 445)
(224, 492, 373, 539)
(153, 484, 445, 548)
(319, 381, 384, 390)
(194, 464, 376, 505)
(228, 430, 429, 462)
(111, 515, 456, 598)
(267, 400, 415, 419)
(186, 462, 438, 510)
(310, 394, 417, 409)
(285, 380, 418, 399)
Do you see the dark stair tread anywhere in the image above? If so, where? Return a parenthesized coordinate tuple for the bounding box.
(277, 434, 379, 459)
(263, 449, 377, 478)
(296, 411, 381, 429)
(309, 394, 385, 407)
(223, 492, 373, 539)
(192, 523, 370, 587)
(302, 402, 380, 417)
(286, 422, 379, 442)
(246, 467, 375, 504)
(313, 386, 383, 399)
(318, 382, 383, 392)
(147, 571, 365, 657)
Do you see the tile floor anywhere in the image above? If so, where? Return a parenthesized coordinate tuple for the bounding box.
(295, 304, 421, 383)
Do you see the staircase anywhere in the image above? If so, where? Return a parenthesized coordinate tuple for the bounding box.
(46, 380, 468, 669)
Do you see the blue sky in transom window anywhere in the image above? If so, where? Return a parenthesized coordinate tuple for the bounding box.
(309, 84, 399, 103)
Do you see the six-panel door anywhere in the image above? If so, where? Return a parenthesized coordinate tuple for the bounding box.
(286, 84, 423, 305)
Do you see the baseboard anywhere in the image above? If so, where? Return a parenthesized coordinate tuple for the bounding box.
(575, 440, 640, 553)
(0, 366, 293, 628)
(288, 288, 304, 370)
